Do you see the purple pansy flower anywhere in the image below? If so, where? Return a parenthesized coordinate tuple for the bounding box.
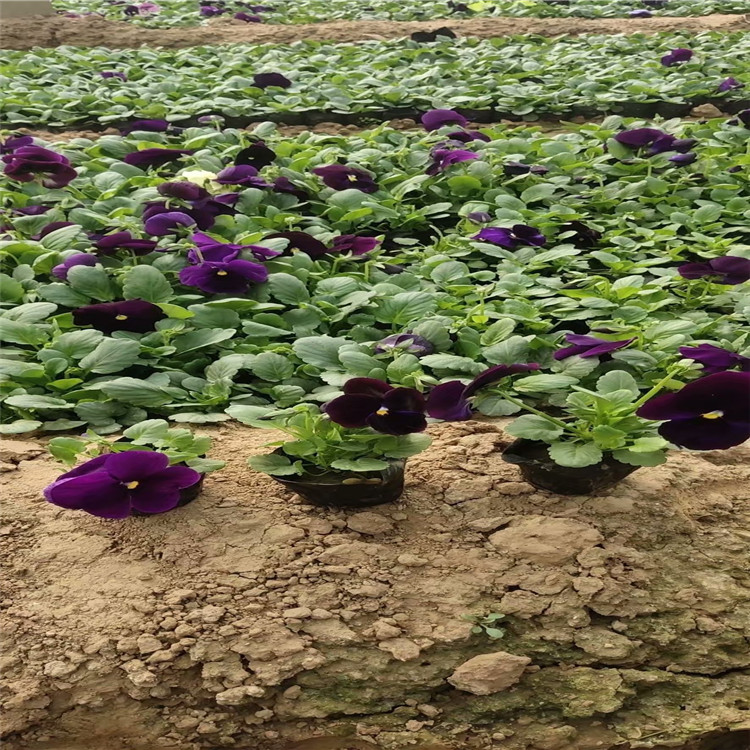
(678, 256, 750, 285)
(234, 11, 262, 21)
(661, 48, 693, 67)
(503, 161, 549, 176)
(3, 145, 77, 188)
(614, 128, 667, 148)
(559, 220, 601, 247)
(554, 334, 636, 360)
(265, 231, 328, 259)
(94, 231, 158, 255)
(331, 235, 380, 256)
(52, 254, 98, 280)
(427, 148, 478, 175)
(235, 142, 276, 169)
(426, 364, 540, 421)
(179, 258, 268, 294)
(157, 181, 205, 201)
(188, 231, 279, 263)
(421, 109, 469, 131)
(467, 211, 491, 223)
(272, 176, 308, 200)
(669, 152, 697, 166)
(35, 221, 76, 239)
(120, 119, 170, 134)
(144, 211, 196, 236)
(636, 372, 750, 451)
(718, 77, 744, 92)
(446, 130, 490, 143)
(312, 165, 378, 193)
(73, 299, 166, 334)
(215, 165, 269, 187)
(100, 71, 127, 81)
(15, 204, 50, 216)
(373, 334, 434, 357)
(253, 72, 292, 89)
(124, 148, 194, 169)
(44, 451, 200, 519)
(679, 344, 750, 375)
(473, 224, 546, 249)
(325, 378, 427, 435)
(200, 4, 226, 15)
(1, 135, 34, 154)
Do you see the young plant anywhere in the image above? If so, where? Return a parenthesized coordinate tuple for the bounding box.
(461, 612, 507, 641)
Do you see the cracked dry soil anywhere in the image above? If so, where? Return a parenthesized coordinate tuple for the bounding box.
(1, 421, 749, 750)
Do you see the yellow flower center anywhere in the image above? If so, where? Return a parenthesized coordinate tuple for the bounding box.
(701, 410, 723, 420)
(376, 408, 389, 416)
(125, 480, 140, 489)
(115, 314, 128, 320)
(216, 270, 228, 276)
(347, 174, 358, 182)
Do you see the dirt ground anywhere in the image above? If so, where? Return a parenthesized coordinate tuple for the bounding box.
(2, 421, 749, 750)
(1, 13, 749, 50)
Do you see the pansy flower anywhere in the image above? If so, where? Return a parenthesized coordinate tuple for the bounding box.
(614, 128, 667, 149)
(235, 142, 276, 169)
(52, 254, 98, 280)
(503, 161, 549, 176)
(718, 77, 744, 92)
(669, 152, 697, 166)
(73, 299, 166, 334)
(1, 135, 34, 154)
(188, 231, 279, 263)
(678, 256, 750, 285)
(467, 211, 491, 223)
(15, 205, 50, 216)
(265, 231, 328, 259)
(312, 165, 378, 193)
(100, 71, 127, 81)
(157, 181, 205, 201)
(200, 4, 226, 15)
(144, 210, 196, 236)
(679, 344, 750, 375)
(35, 221, 76, 239)
(554, 334, 635, 360)
(559, 220, 601, 247)
(427, 148, 478, 175)
(426, 364, 540, 421)
(3, 145, 78, 188)
(374, 334, 434, 357)
(325, 378, 427, 435)
(473, 224, 546, 249)
(124, 148, 194, 169)
(421, 109, 469, 131)
(179, 258, 268, 294)
(94, 231, 158, 255)
(44, 451, 201, 519)
(636, 372, 750, 450)
(330, 235, 380, 256)
(446, 130, 491, 143)
(253, 72, 292, 89)
(215, 165, 268, 187)
(661, 48, 693, 67)
(272, 176, 309, 200)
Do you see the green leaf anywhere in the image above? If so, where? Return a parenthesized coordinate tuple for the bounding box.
(79, 338, 141, 374)
(420, 354, 484, 374)
(0, 420, 42, 434)
(50, 330, 103, 359)
(293, 336, 349, 369)
(514, 374, 579, 393)
(248, 453, 299, 476)
(430, 261, 470, 285)
(157, 303, 194, 319)
(2, 302, 57, 323)
(331, 457, 389, 472)
(483, 336, 532, 365)
(386, 353, 421, 381)
(100, 378, 173, 407)
(474, 395, 521, 416)
(0, 273, 24, 303)
(480, 319, 516, 346)
(547, 442, 603, 468)
(170, 412, 232, 423)
(612, 449, 667, 467)
(0, 318, 49, 346)
(67, 265, 116, 302)
(596, 370, 640, 398)
(591, 425, 628, 450)
(693, 204, 722, 224)
(39, 225, 85, 252)
(185, 457, 225, 472)
(520, 183, 557, 203)
(252, 352, 295, 382)
(484, 627, 506, 640)
(38, 283, 92, 307)
(173, 328, 235, 354)
(382, 433, 432, 458)
(4, 395, 70, 410)
(268, 273, 310, 304)
(629, 436, 669, 452)
(375, 292, 437, 325)
(225, 404, 275, 426)
(122, 265, 174, 303)
(122, 419, 170, 442)
(505, 415, 564, 441)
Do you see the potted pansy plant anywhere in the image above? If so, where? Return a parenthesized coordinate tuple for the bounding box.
(228, 379, 432, 508)
(44, 420, 225, 518)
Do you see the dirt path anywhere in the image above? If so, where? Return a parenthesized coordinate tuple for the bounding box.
(1, 13, 748, 50)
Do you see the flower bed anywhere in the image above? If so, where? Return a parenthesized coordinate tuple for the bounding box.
(50, 0, 750, 28)
(2, 32, 749, 127)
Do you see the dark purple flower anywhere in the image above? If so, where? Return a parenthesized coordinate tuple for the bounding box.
(446, 130, 491, 143)
(636, 372, 750, 451)
(473, 224, 546, 249)
(157, 181, 206, 202)
(197, 114, 225, 125)
(679, 344, 750, 375)
(374, 334, 434, 357)
(559, 220, 601, 247)
(265, 231, 328, 259)
(215, 165, 269, 187)
(421, 109, 469, 131)
(73, 299, 166, 334)
(325, 379, 427, 435)
(44, 451, 200, 519)
(179, 258, 268, 294)
(629, 9, 651, 16)
(669, 152, 697, 166)
(100, 71, 127, 81)
(647, 133, 679, 155)
(253, 72, 292, 89)
(728, 166, 742, 174)
(614, 128, 667, 148)
(1, 135, 34, 154)
(200, 4, 226, 14)
(52, 254, 98, 280)
(661, 48, 693, 67)
(467, 211, 491, 223)
(120, 119, 170, 134)
(312, 165, 378, 193)
(94, 231, 158, 255)
(554, 334, 635, 360)
(330, 235, 380, 256)
(235, 142, 276, 169)
(3, 145, 77, 188)
(188, 231, 279, 263)
(144, 210, 196, 236)
(427, 148, 478, 175)
(718, 77, 744, 93)
(670, 138, 698, 153)
(35, 221, 76, 239)
(124, 148, 194, 169)
(736, 110, 750, 127)
(15, 204, 50, 216)
(272, 176, 308, 200)
(503, 161, 549, 176)
(234, 11, 262, 21)
(426, 364, 540, 421)
(678, 256, 750, 285)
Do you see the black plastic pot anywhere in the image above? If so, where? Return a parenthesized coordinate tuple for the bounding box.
(502, 439, 637, 495)
(131, 475, 205, 517)
(271, 457, 405, 508)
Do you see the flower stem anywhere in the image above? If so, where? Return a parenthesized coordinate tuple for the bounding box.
(633, 364, 689, 408)
(500, 393, 571, 431)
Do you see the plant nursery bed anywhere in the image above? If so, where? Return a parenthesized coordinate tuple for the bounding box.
(1, 422, 750, 749)
(1, 13, 749, 51)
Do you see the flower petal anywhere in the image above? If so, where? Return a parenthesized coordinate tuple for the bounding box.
(367, 411, 427, 435)
(325, 394, 381, 427)
(425, 381, 471, 420)
(342, 378, 392, 397)
(382, 387, 425, 413)
(104, 450, 170, 481)
(45, 472, 131, 518)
